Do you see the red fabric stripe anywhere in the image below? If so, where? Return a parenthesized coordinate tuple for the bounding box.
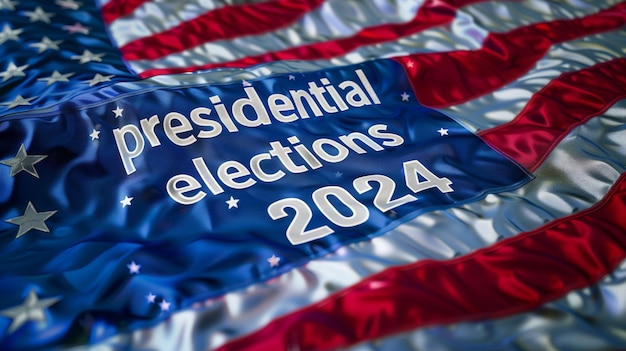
(393, 1, 626, 108)
(100, 0, 150, 24)
(120, 0, 325, 61)
(217, 174, 626, 351)
(479, 58, 626, 172)
(134, 0, 486, 78)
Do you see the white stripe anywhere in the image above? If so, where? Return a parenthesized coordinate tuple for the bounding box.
(106, 0, 270, 46)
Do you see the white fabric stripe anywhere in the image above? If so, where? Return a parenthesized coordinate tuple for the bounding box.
(125, 0, 620, 74)
(109, 0, 423, 49)
(107, 0, 270, 46)
(347, 257, 626, 351)
(461, 0, 618, 32)
(74, 100, 626, 350)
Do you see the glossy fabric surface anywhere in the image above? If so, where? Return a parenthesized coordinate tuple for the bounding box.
(0, 0, 625, 350)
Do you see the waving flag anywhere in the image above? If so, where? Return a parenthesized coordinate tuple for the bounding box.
(0, 0, 625, 350)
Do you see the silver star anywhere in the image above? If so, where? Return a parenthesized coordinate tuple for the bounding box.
(0, 24, 22, 44)
(0, 62, 28, 81)
(1, 95, 36, 109)
(127, 261, 141, 274)
(62, 22, 89, 35)
(89, 129, 100, 140)
(159, 299, 171, 311)
(0, 289, 61, 334)
(56, 0, 81, 10)
(37, 71, 73, 86)
(120, 196, 133, 207)
(85, 73, 114, 87)
(400, 92, 410, 102)
(226, 196, 239, 209)
(267, 254, 280, 267)
(5, 202, 57, 238)
(437, 128, 449, 136)
(1, 144, 46, 177)
(29, 37, 62, 53)
(112, 106, 123, 118)
(71, 50, 104, 64)
(146, 293, 156, 303)
(288, 75, 295, 80)
(24, 6, 55, 23)
(0, 0, 18, 11)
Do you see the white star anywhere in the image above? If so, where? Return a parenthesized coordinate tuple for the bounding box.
(0, 62, 28, 81)
(71, 50, 104, 64)
(89, 129, 100, 140)
(242, 80, 251, 87)
(437, 128, 449, 136)
(0, 0, 18, 11)
(0, 24, 22, 44)
(288, 75, 295, 80)
(62, 22, 89, 35)
(146, 292, 156, 304)
(85, 73, 114, 87)
(24, 6, 55, 23)
(29, 37, 62, 53)
(400, 92, 410, 102)
(112, 106, 123, 118)
(5, 202, 57, 238)
(56, 0, 81, 10)
(1, 144, 46, 177)
(159, 299, 171, 311)
(267, 254, 280, 267)
(37, 71, 73, 86)
(226, 196, 239, 209)
(120, 196, 133, 208)
(407, 60, 415, 68)
(127, 261, 141, 274)
(0, 289, 61, 334)
(1, 95, 36, 109)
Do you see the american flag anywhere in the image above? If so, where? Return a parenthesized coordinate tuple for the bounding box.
(0, 0, 625, 350)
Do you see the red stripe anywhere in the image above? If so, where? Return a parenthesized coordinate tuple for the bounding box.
(394, 1, 626, 108)
(479, 58, 626, 171)
(100, 0, 150, 24)
(134, 0, 486, 78)
(120, 0, 325, 61)
(217, 174, 626, 351)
